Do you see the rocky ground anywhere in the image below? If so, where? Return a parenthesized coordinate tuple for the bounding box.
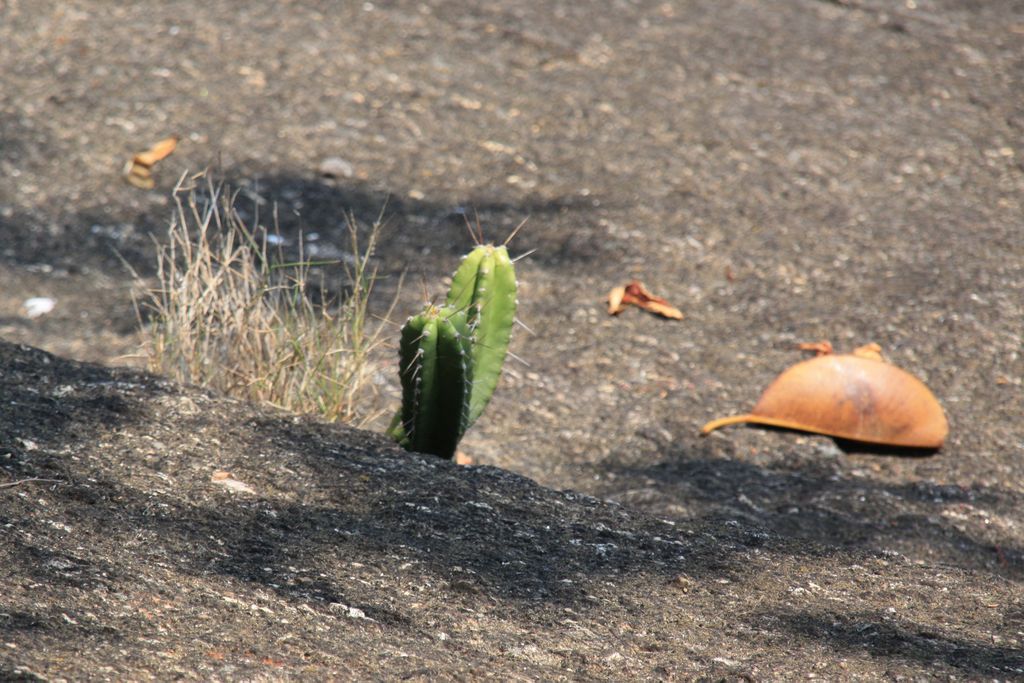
(1, 0, 1022, 679)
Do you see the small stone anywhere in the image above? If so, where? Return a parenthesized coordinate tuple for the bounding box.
(318, 157, 354, 179)
(22, 297, 55, 319)
(210, 471, 255, 494)
(670, 575, 693, 592)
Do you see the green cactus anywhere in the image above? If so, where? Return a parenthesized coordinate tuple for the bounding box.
(446, 244, 517, 428)
(387, 243, 518, 459)
(388, 304, 473, 459)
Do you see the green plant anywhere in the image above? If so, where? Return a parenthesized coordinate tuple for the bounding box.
(387, 243, 518, 458)
(135, 176, 391, 426)
(391, 304, 474, 459)
(446, 244, 518, 426)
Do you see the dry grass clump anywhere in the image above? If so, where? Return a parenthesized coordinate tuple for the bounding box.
(136, 176, 391, 426)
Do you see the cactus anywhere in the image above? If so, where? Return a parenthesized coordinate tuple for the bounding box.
(388, 304, 473, 459)
(446, 244, 517, 428)
(388, 243, 518, 459)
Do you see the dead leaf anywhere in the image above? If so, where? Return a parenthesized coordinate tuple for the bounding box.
(796, 340, 833, 356)
(606, 286, 627, 315)
(606, 280, 683, 320)
(632, 298, 683, 320)
(124, 136, 178, 189)
(851, 342, 884, 361)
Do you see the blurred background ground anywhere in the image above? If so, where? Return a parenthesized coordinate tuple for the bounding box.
(1, 0, 1023, 678)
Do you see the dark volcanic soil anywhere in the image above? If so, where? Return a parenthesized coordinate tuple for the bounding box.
(2, 0, 1023, 679)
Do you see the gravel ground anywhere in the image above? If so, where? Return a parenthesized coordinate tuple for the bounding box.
(1, 0, 1023, 679)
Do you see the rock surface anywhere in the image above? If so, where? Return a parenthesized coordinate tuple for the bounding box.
(1, 0, 1022, 679)
(1, 341, 1021, 679)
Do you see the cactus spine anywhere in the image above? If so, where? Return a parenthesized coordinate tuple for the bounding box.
(446, 244, 517, 428)
(388, 243, 518, 459)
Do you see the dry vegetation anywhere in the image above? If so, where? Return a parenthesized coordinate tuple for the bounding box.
(134, 175, 392, 426)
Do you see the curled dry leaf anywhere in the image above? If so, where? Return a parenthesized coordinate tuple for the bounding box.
(124, 136, 178, 189)
(702, 342, 948, 448)
(607, 286, 627, 315)
(850, 342, 884, 361)
(796, 340, 834, 356)
(605, 280, 683, 320)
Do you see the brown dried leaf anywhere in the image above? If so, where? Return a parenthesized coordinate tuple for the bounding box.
(622, 280, 683, 319)
(852, 342, 884, 361)
(124, 136, 178, 189)
(638, 299, 684, 320)
(796, 340, 834, 356)
(606, 286, 627, 315)
(134, 136, 178, 166)
(124, 161, 156, 189)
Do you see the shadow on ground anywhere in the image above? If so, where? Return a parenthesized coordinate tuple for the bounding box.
(754, 609, 1024, 675)
(0, 165, 606, 282)
(0, 341, 750, 612)
(595, 429, 1024, 581)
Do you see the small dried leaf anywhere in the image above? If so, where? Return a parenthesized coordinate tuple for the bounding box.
(124, 162, 156, 189)
(606, 280, 683, 319)
(133, 136, 178, 167)
(625, 281, 683, 319)
(852, 342, 884, 361)
(637, 298, 684, 320)
(606, 286, 627, 315)
(797, 340, 833, 356)
(124, 136, 178, 189)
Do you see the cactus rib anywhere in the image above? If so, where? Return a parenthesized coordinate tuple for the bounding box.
(392, 305, 472, 459)
(446, 244, 517, 428)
